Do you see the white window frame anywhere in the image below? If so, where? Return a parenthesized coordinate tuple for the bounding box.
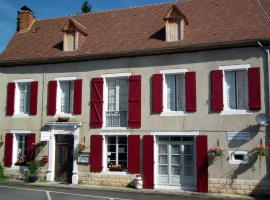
(101, 73, 131, 130)
(101, 133, 130, 174)
(13, 79, 33, 118)
(10, 130, 32, 169)
(54, 77, 77, 117)
(160, 69, 188, 116)
(219, 64, 252, 115)
(229, 151, 249, 165)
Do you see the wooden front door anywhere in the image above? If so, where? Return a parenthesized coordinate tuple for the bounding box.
(55, 135, 74, 183)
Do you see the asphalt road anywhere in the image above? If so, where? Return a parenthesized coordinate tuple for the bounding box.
(0, 182, 268, 200)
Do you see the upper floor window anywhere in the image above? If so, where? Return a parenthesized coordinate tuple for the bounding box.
(17, 82, 30, 114)
(64, 32, 78, 51)
(59, 80, 74, 114)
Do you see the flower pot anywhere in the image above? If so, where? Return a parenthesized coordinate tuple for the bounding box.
(28, 175, 38, 183)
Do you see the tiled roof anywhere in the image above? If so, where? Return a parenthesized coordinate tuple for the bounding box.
(0, 0, 270, 66)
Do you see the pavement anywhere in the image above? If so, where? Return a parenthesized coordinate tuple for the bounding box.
(0, 180, 268, 200)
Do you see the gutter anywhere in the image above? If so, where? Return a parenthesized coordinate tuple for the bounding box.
(258, 41, 270, 115)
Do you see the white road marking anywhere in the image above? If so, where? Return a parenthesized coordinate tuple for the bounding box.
(46, 191, 52, 200)
(0, 185, 133, 200)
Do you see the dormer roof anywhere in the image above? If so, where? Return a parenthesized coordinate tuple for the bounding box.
(164, 4, 188, 25)
(62, 18, 88, 36)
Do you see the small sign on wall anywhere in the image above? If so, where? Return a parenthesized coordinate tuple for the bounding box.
(40, 132, 50, 141)
(77, 153, 89, 164)
(227, 132, 250, 141)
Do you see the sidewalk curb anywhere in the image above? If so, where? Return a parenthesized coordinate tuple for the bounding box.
(2, 180, 257, 200)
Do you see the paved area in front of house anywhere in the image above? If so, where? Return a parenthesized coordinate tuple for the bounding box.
(0, 181, 268, 200)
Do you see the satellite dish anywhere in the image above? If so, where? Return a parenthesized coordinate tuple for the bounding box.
(256, 114, 269, 125)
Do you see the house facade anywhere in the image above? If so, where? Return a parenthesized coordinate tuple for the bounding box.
(0, 0, 270, 196)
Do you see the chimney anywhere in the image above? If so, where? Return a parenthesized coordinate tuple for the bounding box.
(17, 6, 35, 32)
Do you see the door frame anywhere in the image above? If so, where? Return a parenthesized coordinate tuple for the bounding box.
(152, 132, 199, 190)
(45, 122, 81, 184)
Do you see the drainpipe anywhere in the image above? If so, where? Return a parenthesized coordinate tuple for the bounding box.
(258, 41, 270, 116)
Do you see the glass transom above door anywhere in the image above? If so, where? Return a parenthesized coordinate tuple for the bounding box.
(157, 136, 195, 187)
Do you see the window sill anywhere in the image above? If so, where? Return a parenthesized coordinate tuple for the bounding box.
(102, 170, 128, 175)
(54, 113, 76, 118)
(12, 114, 30, 118)
(160, 111, 188, 116)
(102, 127, 128, 131)
(220, 110, 252, 115)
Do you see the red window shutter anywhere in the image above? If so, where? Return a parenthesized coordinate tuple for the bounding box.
(248, 67, 261, 110)
(27, 133, 36, 161)
(128, 135, 140, 173)
(143, 135, 154, 189)
(4, 133, 13, 167)
(73, 79, 83, 115)
(90, 135, 103, 172)
(211, 70, 223, 112)
(152, 74, 163, 113)
(6, 82, 15, 116)
(128, 75, 141, 128)
(47, 81, 57, 115)
(196, 135, 208, 193)
(30, 81, 38, 115)
(90, 78, 104, 128)
(185, 72, 196, 112)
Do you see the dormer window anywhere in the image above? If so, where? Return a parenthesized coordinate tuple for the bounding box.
(62, 18, 88, 52)
(164, 5, 188, 42)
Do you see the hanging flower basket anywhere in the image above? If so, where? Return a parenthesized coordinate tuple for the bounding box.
(255, 145, 269, 156)
(209, 146, 224, 158)
(77, 142, 86, 153)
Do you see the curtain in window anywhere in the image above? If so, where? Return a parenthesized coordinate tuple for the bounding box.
(60, 81, 74, 113)
(18, 83, 30, 113)
(236, 70, 247, 109)
(166, 74, 184, 111)
(225, 71, 236, 109)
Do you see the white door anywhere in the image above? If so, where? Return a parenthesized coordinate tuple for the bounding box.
(157, 136, 195, 187)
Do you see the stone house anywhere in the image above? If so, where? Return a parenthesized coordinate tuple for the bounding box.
(0, 0, 270, 196)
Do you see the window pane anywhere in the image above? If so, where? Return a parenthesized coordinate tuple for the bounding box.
(119, 79, 128, 111)
(159, 165, 168, 175)
(184, 145, 194, 154)
(171, 166, 180, 175)
(171, 145, 180, 154)
(159, 144, 168, 154)
(236, 70, 247, 109)
(18, 83, 30, 114)
(118, 136, 127, 144)
(108, 145, 116, 152)
(107, 137, 116, 144)
(184, 155, 193, 165)
(184, 166, 194, 176)
(225, 71, 236, 109)
(171, 155, 180, 165)
(176, 74, 184, 111)
(108, 80, 116, 111)
(159, 155, 168, 164)
(166, 75, 176, 111)
(60, 81, 73, 113)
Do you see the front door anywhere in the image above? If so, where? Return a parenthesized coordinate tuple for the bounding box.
(55, 135, 74, 183)
(157, 136, 195, 188)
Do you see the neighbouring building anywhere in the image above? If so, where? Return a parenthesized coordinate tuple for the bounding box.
(0, 0, 270, 196)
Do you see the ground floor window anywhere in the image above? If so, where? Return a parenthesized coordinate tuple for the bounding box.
(106, 136, 128, 171)
(15, 134, 29, 166)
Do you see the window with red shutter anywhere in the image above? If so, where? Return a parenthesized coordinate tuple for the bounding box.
(128, 75, 141, 128)
(152, 74, 163, 113)
(211, 70, 223, 112)
(6, 82, 15, 116)
(196, 135, 208, 193)
(4, 133, 13, 167)
(248, 67, 261, 110)
(27, 134, 36, 161)
(47, 80, 57, 115)
(185, 72, 196, 112)
(143, 135, 154, 189)
(30, 81, 38, 115)
(90, 78, 104, 128)
(90, 135, 103, 172)
(73, 79, 83, 115)
(128, 135, 140, 173)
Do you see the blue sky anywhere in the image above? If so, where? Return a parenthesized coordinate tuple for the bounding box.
(0, 0, 173, 53)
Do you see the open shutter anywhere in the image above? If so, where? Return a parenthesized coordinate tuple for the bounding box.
(90, 78, 103, 128)
(248, 67, 261, 110)
(90, 135, 103, 172)
(128, 75, 141, 128)
(196, 135, 208, 193)
(211, 70, 223, 112)
(6, 82, 15, 116)
(30, 81, 38, 115)
(185, 72, 196, 112)
(47, 81, 57, 115)
(143, 135, 154, 189)
(152, 74, 163, 113)
(27, 134, 36, 160)
(4, 133, 13, 167)
(73, 79, 83, 115)
(128, 135, 140, 173)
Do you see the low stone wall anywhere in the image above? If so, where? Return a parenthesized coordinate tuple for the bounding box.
(79, 172, 136, 187)
(209, 178, 270, 196)
(4, 167, 46, 181)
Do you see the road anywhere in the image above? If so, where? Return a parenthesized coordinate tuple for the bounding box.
(0, 182, 267, 200)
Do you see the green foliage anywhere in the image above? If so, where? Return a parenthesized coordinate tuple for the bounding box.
(0, 162, 8, 181)
(27, 160, 41, 176)
(81, 0, 92, 13)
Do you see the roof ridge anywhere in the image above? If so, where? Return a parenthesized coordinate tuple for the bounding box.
(36, 1, 176, 21)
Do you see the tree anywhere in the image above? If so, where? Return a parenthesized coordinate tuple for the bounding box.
(81, 1, 92, 13)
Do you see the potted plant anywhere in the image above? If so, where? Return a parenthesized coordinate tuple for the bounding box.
(56, 115, 69, 122)
(77, 141, 86, 153)
(209, 146, 224, 158)
(26, 160, 41, 182)
(108, 163, 122, 171)
(254, 145, 269, 156)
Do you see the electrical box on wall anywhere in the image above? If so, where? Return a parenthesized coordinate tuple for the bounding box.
(229, 151, 249, 164)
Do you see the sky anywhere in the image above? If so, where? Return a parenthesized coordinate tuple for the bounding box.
(0, 0, 174, 53)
